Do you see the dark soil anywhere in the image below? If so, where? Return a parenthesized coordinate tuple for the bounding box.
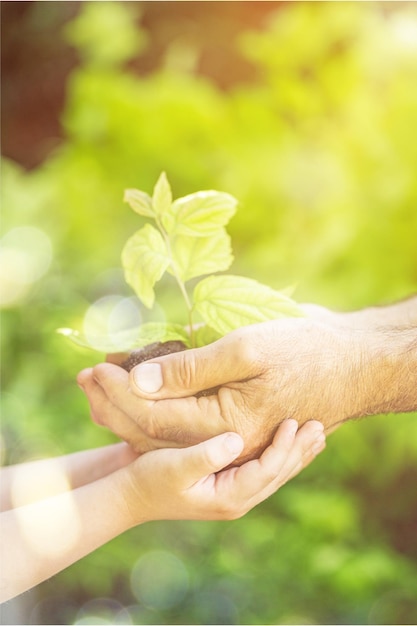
(120, 341, 218, 397)
(121, 340, 188, 371)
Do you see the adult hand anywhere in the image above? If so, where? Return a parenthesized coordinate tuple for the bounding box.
(79, 297, 416, 462)
(78, 317, 355, 462)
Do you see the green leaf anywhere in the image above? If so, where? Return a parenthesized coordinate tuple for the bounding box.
(280, 283, 298, 297)
(194, 324, 222, 348)
(57, 323, 191, 353)
(124, 188, 154, 218)
(64, 2, 145, 69)
(57, 327, 92, 349)
(152, 171, 172, 215)
(167, 190, 238, 236)
(56, 327, 141, 353)
(121, 224, 170, 308)
(133, 322, 191, 347)
(169, 229, 233, 282)
(193, 275, 303, 336)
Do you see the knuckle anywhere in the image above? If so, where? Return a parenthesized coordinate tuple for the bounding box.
(175, 351, 198, 389)
(138, 411, 183, 444)
(228, 329, 257, 365)
(139, 414, 160, 439)
(225, 328, 267, 377)
(162, 425, 196, 445)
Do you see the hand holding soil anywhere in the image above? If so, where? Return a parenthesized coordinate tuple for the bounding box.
(78, 316, 348, 462)
(78, 298, 417, 463)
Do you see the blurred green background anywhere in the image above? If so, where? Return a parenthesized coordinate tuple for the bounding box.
(1, 2, 417, 624)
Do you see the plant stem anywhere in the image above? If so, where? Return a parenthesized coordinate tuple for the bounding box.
(176, 279, 196, 348)
(156, 218, 196, 347)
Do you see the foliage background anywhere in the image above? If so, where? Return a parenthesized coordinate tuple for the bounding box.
(1, 2, 417, 624)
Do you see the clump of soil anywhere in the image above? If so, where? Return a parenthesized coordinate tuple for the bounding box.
(121, 340, 188, 371)
(121, 341, 218, 397)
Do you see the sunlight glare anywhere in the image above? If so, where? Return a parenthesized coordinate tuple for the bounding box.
(11, 461, 81, 558)
(82, 295, 142, 351)
(74, 598, 132, 625)
(130, 550, 189, 610)
(391, 12, 417, 51)
(0, 226, 52, 308)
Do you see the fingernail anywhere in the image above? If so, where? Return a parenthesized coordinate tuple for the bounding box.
(224, 433, 244, 455)
(133, 363, 163, 393)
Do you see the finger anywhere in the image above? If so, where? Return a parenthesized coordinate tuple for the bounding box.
(77, 368, 106, 424)
(78, 368, 157, 453)
(89, 363, 223, 449)
(178, 432, 244, 486)
(93, 362, 230, 446)
(128, 328, 260, 399)
(254, 418, 301, 479)
(91, 363, 146, 415)
(272, 419, 325, 484)
(92, 363, 164, 429)
(226, 418, 300, 498)
(226, 419, 323, 507)
(78, 367, 121, 425)
(148, 394, 229, 445)
(77, 367, 93, 390)
(285, 426, 326, 481)
(284, 437, 326, 483)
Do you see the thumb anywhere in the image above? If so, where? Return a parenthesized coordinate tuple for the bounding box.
(129, 332, 256, 399)
(180, 432, 244, 484)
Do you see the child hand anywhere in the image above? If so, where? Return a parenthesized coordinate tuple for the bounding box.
(120, 419, 325, 525)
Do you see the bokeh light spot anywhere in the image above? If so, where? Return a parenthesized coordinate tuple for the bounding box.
(82, 295, 142, 351)
(12, 461, 81, 559)
(130, 550, 189, 610)
(391, 12, 417, 51)
(0, 226, 53, 308)
(74, 597, 132, 625)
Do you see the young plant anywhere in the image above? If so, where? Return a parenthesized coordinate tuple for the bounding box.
(59, 173, 302, 353)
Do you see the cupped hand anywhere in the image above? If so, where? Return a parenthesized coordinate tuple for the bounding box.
(78, 317, 357, 462)
(122, 419, 326, 525)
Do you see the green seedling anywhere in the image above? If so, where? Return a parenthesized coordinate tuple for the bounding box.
(59, 172, 302, 353)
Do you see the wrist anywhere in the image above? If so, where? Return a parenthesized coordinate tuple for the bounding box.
(116, 461, 150, 528)
(116, 443, 139, 468)
(338, 296, 417, 330)
(350, 327, 417, 417)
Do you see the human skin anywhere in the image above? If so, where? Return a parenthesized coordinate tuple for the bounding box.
(78, 296, 417, 463)
(0, 442, 137, 512)
(0, 420, 325, 602)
